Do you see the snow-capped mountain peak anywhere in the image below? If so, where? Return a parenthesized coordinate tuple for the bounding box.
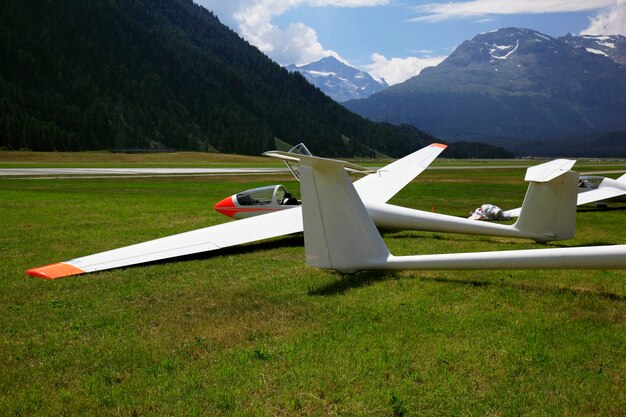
(344, 27, 626, 145)
(286, 56, 388, 102)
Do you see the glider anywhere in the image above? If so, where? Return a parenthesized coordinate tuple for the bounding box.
(577, 173, 626, 206)
(504, 171, 626, 218)
(218, 156, 579, 243)
(26, 143, 446, 279)
(276, 152, 626, 273)
(25, 144, 585, 279)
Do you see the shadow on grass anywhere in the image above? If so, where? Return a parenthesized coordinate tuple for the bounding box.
(309, 271, 625, 301)
(422, 275, 626, 301)
(113, 234, 306, 272)
(308, 271, 399, 296)
(308, 268, 625, 301)
(577, 205, 626, 213)
(536, 241, 621, 248)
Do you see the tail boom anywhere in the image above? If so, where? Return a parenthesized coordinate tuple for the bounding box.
(296, 154, 626, 273)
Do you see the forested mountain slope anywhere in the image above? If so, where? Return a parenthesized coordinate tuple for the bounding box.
(0, 0, 434, 156)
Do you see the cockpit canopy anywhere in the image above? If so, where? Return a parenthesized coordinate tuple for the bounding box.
(579, 176, 604, 190)
(235, 185, 298, 206)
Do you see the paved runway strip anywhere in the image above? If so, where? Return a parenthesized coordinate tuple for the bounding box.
(0, 167, 290, 178)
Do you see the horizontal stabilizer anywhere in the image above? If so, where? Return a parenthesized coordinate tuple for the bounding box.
(263, 151, 375, 174)
(504, 159, 577, 219)
(524, 159, 576, 182)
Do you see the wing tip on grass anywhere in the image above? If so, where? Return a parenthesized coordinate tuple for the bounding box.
(26, 262, 85, 279)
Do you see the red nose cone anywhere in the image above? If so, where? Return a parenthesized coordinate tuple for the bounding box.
(214, 196, 236, 218)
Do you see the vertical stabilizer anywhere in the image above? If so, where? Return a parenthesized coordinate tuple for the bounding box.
(514, 170, 578, 241)
(297, 156, 390, 273)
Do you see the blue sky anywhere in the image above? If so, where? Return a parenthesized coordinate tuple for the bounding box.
(196, 1, 626, 84)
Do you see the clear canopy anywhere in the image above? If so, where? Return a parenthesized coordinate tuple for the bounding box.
(579, 176, 604, 190)
(235, 185, 288, 206)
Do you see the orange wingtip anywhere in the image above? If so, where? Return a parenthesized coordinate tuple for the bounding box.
(431, 143, 448, 148)
(26, 263, 85, 280)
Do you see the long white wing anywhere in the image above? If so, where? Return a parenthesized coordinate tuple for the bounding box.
(27, 208, 303, 279)
(353, 143, 447, 203)
(28, 143, 446, 279)
(577, 174, 626, 206)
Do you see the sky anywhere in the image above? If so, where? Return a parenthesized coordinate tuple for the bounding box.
(195, 0, 626, 85)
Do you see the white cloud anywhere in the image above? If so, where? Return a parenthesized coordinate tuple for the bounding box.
(410, 0, 615, 23)
(196, 0, 445, 85)
(197, 0, 389, 65)
(363, 53, 447, 85)
(309, 0, 389, 6)
(581, 0, 626, 35)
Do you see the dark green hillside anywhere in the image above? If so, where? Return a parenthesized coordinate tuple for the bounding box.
(0, 0, 432, 156)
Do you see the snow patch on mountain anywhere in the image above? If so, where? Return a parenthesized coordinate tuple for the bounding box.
(489, 40, 519, 60)
(561, 34, 626, 66)
(535, 33, 552, 41)
(586, 48, 608, 56)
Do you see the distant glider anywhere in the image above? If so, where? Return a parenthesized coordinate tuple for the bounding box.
(504, 171, 626, 218)
(577, 174, 626, 206)
(275, 153, 626, 273)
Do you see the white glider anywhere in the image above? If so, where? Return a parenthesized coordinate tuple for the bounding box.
(27, 143, 446, 279)
(26, 143, 589, 279)
(504, 171, 626, 218)
(283, 153, 626, 273)
(217, 156, 580, 243)
(577, 173, 626, 206)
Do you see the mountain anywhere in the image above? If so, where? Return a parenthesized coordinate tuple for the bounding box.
(286, 56, 388, 102)
(344, 28, 626, 154)
(560, 34, 626, 67)
(0, 0, 430, 157)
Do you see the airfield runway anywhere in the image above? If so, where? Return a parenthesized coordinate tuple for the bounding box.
(1, 165, 624, 179)
(0, 167, 290, 178)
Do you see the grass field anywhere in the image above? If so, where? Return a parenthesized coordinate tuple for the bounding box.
(1, 156, 625, 416)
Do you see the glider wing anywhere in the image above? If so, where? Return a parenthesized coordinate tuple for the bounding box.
(28, 143, 446, 279)
(27, 208, 303, 279)
(353, 143, 447, 203)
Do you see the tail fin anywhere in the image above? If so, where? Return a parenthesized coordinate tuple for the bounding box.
(272, 153, 626, 272)
(513, 160, 578, 242)
(295, 154, 390, 273)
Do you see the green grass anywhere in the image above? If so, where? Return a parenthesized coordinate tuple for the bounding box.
(1, 164, 625, 416)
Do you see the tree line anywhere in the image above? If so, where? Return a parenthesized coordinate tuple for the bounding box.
(0, 0, 437, 157)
